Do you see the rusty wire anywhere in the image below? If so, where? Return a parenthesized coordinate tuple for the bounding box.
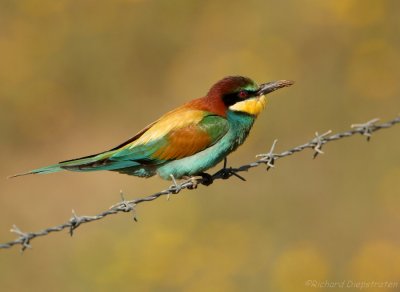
(1, 116, 399, 252)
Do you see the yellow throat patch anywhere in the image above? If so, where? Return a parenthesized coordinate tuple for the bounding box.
(228, 95, 267, 116)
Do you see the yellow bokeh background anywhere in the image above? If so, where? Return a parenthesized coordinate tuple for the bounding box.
(1, 0, 400, 291)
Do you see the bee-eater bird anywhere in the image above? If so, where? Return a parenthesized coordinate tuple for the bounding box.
(11, 76, 293, 181)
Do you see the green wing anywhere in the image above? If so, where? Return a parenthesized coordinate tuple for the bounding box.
(109, 114, 229, 164)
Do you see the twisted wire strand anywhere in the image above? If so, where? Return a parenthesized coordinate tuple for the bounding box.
(1, 116, 399, 251)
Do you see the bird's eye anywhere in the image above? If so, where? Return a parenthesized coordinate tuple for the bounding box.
(238, 90, 248, 99)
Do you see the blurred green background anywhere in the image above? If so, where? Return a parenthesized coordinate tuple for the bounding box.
(1, 0, 400, 291)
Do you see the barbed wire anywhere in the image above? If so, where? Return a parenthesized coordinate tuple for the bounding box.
(1, 116, 399, 252)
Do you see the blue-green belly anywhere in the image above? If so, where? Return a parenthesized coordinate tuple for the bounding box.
(156, 111, 255, 179)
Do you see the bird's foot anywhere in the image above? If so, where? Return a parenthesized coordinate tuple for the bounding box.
(182, 176, 201, 190)
(214, 167, 246, 181)
(181, 173, 214, 189)
(214, 158, 246, 181)
(199, 172, 214, 186)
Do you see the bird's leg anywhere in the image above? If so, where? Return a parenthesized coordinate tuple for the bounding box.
(215, 158, 246, 181)
(221, 157, 229, 179)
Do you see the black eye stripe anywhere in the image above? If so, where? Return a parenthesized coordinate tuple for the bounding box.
(222, 92, 241, 106)
(222, 90, 257, 106)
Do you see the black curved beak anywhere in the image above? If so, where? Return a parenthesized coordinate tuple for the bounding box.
(257, 80, 294, 96)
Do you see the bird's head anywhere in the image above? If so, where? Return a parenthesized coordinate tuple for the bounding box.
(207, 76, 294, 116)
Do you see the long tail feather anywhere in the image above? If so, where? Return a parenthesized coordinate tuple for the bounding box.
(8, 149, 138, 178)
(8, 164, 64, 178)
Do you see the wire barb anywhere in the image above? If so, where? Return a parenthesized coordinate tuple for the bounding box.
(169, 174, 181, 197)
(312, 130, 332, 158)
(1, 115, 399, 251)
(10, 225, 32, 252)
(110, 191, 137, 221)
(69, 209, 83, 236)
(256, 139, 278, 170)
(351, 118, 380, 141)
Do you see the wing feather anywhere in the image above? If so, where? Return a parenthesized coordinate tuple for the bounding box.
(109, 111, 229, 164)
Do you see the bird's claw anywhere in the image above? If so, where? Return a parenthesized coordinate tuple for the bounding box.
(182, 176, 200, 189)
(199, 172, 214, 186)
(215, 167, 246, 181)
(181, 174, 213, 188)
